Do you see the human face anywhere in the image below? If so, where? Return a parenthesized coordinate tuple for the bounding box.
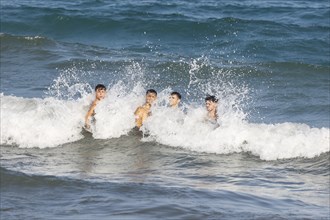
(205, 100, 217, 112)
(169, 95, 180, 107)
(146, 92, 157, 105)
(95, 89, 106, 100)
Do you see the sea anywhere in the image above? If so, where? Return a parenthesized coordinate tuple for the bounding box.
(1, 0, 329, 219)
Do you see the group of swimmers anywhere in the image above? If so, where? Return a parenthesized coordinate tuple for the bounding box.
(84, 84, 219, 130)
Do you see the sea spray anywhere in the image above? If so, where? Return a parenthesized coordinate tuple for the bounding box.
(1, 58, 329, 160)
(92, 83, 143, 139)
(0, 94, 85, 148)
(142, 107, 329, 160)
(46, 66, 94, 100)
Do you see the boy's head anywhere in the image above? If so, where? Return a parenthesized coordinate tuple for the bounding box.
(169, 91, 181, 107)
(205, 95, 218, 112)
(95, 84, 106, 100)
(95, 84, 106, 91)
(145, 89, 157, 105)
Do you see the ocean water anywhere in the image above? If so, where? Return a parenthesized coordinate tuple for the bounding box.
(1, 0, 329, 219)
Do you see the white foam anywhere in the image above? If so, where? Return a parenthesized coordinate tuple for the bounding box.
(142, 106, 329, 160)
(1, 58, 329, 160)
(0, 94, 86, 148)
(0, 83, 144, 148)
(140, 80, 329, 161)
(91, 83, 143, 139)
(1, 90, 329, 160)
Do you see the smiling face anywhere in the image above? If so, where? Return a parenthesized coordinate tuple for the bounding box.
(169, 94, 180, 107)
(145, 92, 157, 105)
(95, 88, 106, 100)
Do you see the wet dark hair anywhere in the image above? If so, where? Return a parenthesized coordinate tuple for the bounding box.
(171, 91, 181, 100)
(205, 95, 218, 103)
(95, 84, 106, 91)
(146, 89, 157, 96)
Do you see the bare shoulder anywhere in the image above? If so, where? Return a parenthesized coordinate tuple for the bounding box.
(91, 100, 99, 107)
(134, 106, 144, 115)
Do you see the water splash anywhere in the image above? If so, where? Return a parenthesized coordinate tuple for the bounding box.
(46, 66, 92, 100)
(2, 58, 328, 160)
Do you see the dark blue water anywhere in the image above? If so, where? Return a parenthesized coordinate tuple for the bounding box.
(1, 0, 329, 219)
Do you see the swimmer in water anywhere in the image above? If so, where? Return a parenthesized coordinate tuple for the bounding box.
(134, 89, 157, 128)
(84, 84, 106, 130)
(169, 91, 181, 108)
(205, 95, 218, 122)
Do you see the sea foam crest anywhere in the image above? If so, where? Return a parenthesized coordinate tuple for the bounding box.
(0, 94, 85, 148)
(1, 58, 329, 160)
(142, 105, 329, 160)
(1, 91, 328, 160)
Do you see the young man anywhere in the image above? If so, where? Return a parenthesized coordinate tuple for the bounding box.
(169, 91, 181, 108)
(84, 84, 106, 129)
(205, 95, 218, 121)
(134, 89, 157, 128)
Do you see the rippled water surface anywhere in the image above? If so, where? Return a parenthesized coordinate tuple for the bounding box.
(1, 0, 329, 219)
